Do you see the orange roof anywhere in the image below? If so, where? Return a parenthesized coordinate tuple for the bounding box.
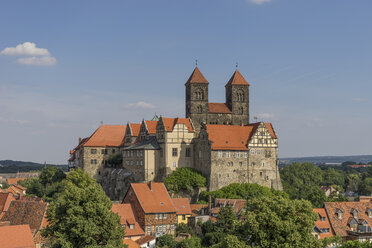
(13, 184, 26, 191)
(206, 124, 258, 150)
(185, 67, 209, 84)
(172, 198, 192, 215)
(313, 208, 335, 239)
(127, 182, 176, 213)
(112, 204, 144, 237)
(83, 125, 126, 147)
(136, 235, 156, 246)
(208, 103, 232, 114)
(0, 193, 15, 217)
(225, 70, 250, 86)
(0, 224, 35, 248)
(123, 239, 140, 248)
(129, 123, 141, 137)
(6, 178, 25, 185)
(265, 123, 277, 139)
(190, 204, 208, 217)
(161, 117, 194, 133)
(144, 121, 158, 135)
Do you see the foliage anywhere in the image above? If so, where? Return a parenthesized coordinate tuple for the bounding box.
(338, 240, 372, 248)
(203, 232, 225, 247)
(176, 223, 194, 236)
(211, 235, 251, 248)
(236, 195, 321, 248)
(0, 160, 67, 173)
(42, 168, 125, 248)
(215, 206, 238, 234)
(321, 236, 342, 247)
(107, 153, 123, 167)
(0, 182, 9, 189)
(23, 166, 66, 201)
(164, 168, 206, 194)
(156, 234, 176, 248)
(199, 183, 288, 202)
(176, 236, 201, 248)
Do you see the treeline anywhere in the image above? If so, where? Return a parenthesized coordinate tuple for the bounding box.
(0, 160, 68, 173)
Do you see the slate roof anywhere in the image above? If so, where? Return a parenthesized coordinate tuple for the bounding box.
(124, 136, 160, 150)
(83, 125, 127, 147)
(208, 103, 232, 114)
(112, 203, 144, 237)
(172, 198, 192, 215)
(225, 70, 250, 86)
(185, 67, 209, 84)
(0, 224, 35, 248)
(0, 200, 48, 234)
(126, 182, 176, 214)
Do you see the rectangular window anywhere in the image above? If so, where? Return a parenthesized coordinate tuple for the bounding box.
(186, 161, 190, 167)
(140, 161, 143, 166)
(136, 161, 139, 166)
(244, 152, 248, 158)
(91, 149, 97, 154)
(155, 214, 159, 219)
(218, 151, 222, 158)
(90, 159, 97, 164)
(173, 162, 177, 168)
(186, 148, 191, 157)
(321, 217, 326, 222)
(182, 215, 186, 220)
(257, 150, 261, 155)
(239, 162, 243, 167)
(235, 152, 240, 158)
(172, 148, 178, 157)
(199, 151, 202, 158)
(250, 149, 255, 155)
(226, 152, 230, 158)
(101, 149, 105, 154)
(147, 226, 151, 233)
(129, 224, 134, 229)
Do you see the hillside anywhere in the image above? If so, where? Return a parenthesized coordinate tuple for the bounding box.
(280, 155, 372, 165)
(0, 160, 68, 173)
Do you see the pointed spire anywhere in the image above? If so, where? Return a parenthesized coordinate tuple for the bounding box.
(185, 67, 209, 85)
(225, 70, 250, 87)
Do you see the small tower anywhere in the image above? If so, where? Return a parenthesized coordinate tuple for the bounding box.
(185, 67, 209, 131)
(225, 69, 250, 125)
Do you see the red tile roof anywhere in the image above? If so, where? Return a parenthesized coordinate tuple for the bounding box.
(313, 208, 335, 239)
(83, 125, 127, 147)
(128, 182, 176, 214)
(172, 198, 192, 215)
(112, 203, 144, 237)
(214, 198, 247, 215)
(264, 123, 277, 139)
(144, 121, 158, 135)
(7, 178, 26, 185)
(129, 123, 141, 137)
(0, 224, 35, 248)
(185, 67, 209, 84)
(161, 117, 194, 133)
(324, 201, 372, 237)
(0, 193, 15, 217)
(190, 204, 208, 217)
(208, 103, 232, 114)
(136, 235, 156, 246)
(0, 200, 48, 234)
(225, 70, 250, 86)
(124, 239, 140, 248)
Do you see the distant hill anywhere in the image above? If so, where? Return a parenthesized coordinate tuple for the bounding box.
(279, 155, 372, 166)
(0, 160, 68, 173)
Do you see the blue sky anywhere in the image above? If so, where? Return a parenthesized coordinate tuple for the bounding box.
(0, 0, 371, 164)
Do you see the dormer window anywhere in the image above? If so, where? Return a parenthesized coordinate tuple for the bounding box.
(352, 209, 359, 219)
(336, 209, 344, 220)
(321, 217, 326, 222)
(129, 224, 134, 230)
(368, 209, 372, 218)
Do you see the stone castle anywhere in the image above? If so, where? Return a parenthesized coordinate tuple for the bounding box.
(69, 67, 282, 200)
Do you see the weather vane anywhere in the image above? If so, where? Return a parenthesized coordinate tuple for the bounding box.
(195, 59, 198, 67)
(236, 62, 239, 68)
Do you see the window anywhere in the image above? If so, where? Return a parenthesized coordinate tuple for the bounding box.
(171, 224, 175, 230)
(197, 105, 203, 113)
(140, 161, 143, 166)
(320, 228, 330, 233)
(91, 159, 97, 164)
(101, 149, 105, 154)
(257, 150, 261, 155)
(251, 162, 255, 166)
(238, 107, 244, 115)
(218, 151, 222, 158)
(235, 152, 240, 158)
(173, 162, 177, 168)
(91, 149, 97, 154)
(137, 151, 139, 157)
(131, 161, 134, 165)
(321, 217, 326, 222)
(239, 162, 243, 167)
(244, 152, 248, 158)
(182, 215, 186, 220)
(186, 161, 190, 167)
(199, 151, 202, 158)
(136, 161, 139, 166)
(260, 171, 263, 177)
(250, 149, 255, 155)
(129, 224, 134, 230)
(155, 214, 159, 220)
(186, 148, 191, 157)
(262, 162, 265, 166)
(172, 148, 178, 157)
(226, 152, 230, 158)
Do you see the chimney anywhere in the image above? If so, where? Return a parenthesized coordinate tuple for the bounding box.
(208, 195, 212, 214)
(148, 181, 153, 191)
(78, 137, 82, 144)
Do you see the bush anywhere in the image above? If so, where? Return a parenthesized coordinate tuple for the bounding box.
(164, 168, 206, 194)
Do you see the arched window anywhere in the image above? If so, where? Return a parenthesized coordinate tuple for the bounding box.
(238, 107, 244, 115)
(194, 90, 204, 100)
(236, 90, 244, 102)
(197, 105, 203, 113)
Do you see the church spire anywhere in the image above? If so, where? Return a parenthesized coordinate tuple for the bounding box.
(185, 67, 209, 85)
(225, 70, 250, 87)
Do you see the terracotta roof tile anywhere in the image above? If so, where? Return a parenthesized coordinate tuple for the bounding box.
(161, 117, 194, 133)
(0, 224, 35, 248)
(172, 198, 192, 215)
(208, 103, 232, 114)
(0, 200, 48, 234)
(136, 235, 156, 245)
(225, 70, 250, 86)
(112, 204, 144, 237)
(313, 208, 335, 239)
(129, 123, 141, 137)
(190, 204, 208, 217)
(185, 67, 209, 84)
(83, 125, 126, 147)
(214, 198, 246, 215)
(123, 239, 140, 248)
(144, 121, 158, 135)
(0, 193, 15, 217)
(127, 182, 176, 213)
(265, 123, 277, 139)
(6, 178, 25, 185)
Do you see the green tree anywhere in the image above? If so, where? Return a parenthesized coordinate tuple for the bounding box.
(156, 234, 176, 248)
(107, 153, 123, 167)
(322, 168, 345, 187)
(215, 206, 238, 234)
(359, 178, 372, 195)
(176, 223, 194, 236)
(164, 168, 206, 194)
(211, 235, 251, 248)
(339, 240, 372, 248)
(0, 181, 9, 189)
(346, 173, 362, 192)
(176, 236, 201, 248)
(43, 169, 125, 248)
(236, 195, 321, 248)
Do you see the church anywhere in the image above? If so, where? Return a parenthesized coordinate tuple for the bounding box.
(69, 66, 282, 200)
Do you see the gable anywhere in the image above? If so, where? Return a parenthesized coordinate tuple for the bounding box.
(248, 123, 278, 147)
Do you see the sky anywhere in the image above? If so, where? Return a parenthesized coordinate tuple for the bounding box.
(0, 0, 371, 164)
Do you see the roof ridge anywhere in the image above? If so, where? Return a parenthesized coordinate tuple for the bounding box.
(225, 69, 250, 86)
(185, 67, 209, 84)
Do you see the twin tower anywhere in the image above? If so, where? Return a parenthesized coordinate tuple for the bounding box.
(185, 67, 250, 131)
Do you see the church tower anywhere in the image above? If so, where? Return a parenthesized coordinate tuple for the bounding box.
(225, 70, 250, 125)
(185, 67, 209, 131)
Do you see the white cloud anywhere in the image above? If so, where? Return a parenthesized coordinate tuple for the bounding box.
(0, 42, 50, 56)
(123, 101, 156, 109)
(17, 56, 57, 66)
(256, 113, 275, 120)
(246, 0, 272, 5)
(0, 42, 57, 66)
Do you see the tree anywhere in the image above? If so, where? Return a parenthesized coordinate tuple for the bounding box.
(176, 223, 194, 236)
(156, 234, 176, 248)
(359, 178, 372, 195)
(176, 236, 201, 248)
(236, 195, 321, 248)
(339, 240, 372, 248)
(215, 206, 238, 234)
(164, 168, 206, 194)
(43, 169, 125, 248)
(211, 235, 251, 248)
(107, 153, 123, 167)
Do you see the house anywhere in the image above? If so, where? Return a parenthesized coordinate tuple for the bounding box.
(321, 186, 339, 197)
(212, 198, 247, 219)
(136, 235, 156, 248)
(6, 178, 25, 185)
(122, 182, 177, 237)
(0, 192, 15, 218)
(7, 184, 26, 196)
(112, 203, 144, 241)
(0, 200, 48, 247)
(0, 224, 35, 248)
(172, 198, 192, 224)
(323, 201, 372, 242)
(312, 208, 335, 239)
(124, 239, 140, 248)
(347, 164, 370, 169)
